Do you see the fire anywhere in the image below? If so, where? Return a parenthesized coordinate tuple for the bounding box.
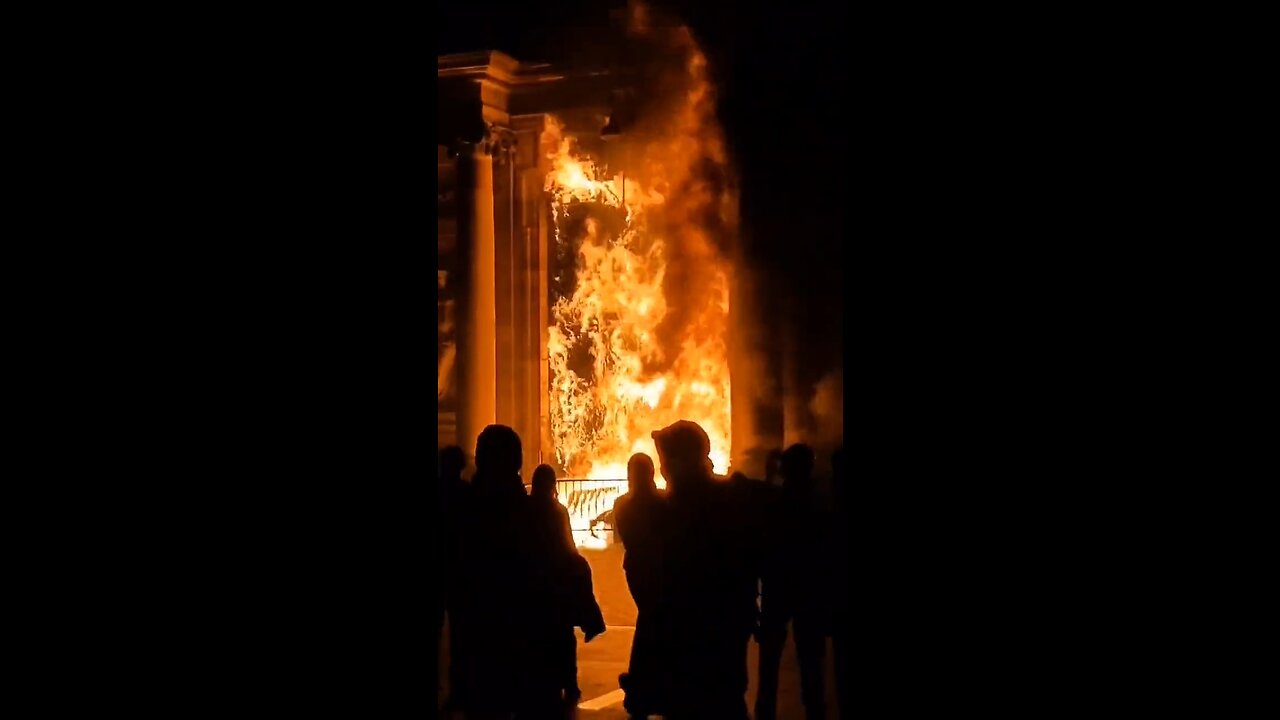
(541, 24, 736, 541)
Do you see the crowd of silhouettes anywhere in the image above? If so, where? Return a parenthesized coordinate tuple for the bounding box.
(437, 421, 846, 719)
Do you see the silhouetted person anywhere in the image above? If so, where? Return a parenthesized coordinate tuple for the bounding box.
(530, 465, 576, 559)
(454, 425, 537, 719)
(831, 446, 850, 720)
(614, 453, 668, 717)
(755, 443, 830, 720)
(437, 445, 469, 711)
(653, 421, 756, 720)
(528, 464, 582, 705)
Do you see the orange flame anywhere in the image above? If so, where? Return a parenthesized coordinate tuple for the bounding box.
(538, 11, 738, 541)
(544, 119, 732, 476)
(542, 120, 732, 527)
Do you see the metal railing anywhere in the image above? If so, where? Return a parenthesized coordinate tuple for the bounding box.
(524, 478, 626, 530)
(559, 479, 626, 530)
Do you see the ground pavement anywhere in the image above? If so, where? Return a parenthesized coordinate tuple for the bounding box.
(439, 536, 839, 719)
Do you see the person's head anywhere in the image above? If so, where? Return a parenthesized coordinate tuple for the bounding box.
(531, 464, 557, 499)
(475, 424, 522, 478)
(627, 453, 656, 495)
(781, 443, 816, 493)
(652, 420, 713, 489)
(439, 445, 466, 480)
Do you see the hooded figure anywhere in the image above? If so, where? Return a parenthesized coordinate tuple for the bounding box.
(651, 420, 755, 720)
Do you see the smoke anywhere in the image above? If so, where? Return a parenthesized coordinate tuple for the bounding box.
(616, 3, 737, 374)
(809, 367, 844, 448)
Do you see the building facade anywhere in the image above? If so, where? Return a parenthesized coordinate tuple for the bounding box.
(438, 50, 797, 478)
(438, 51, 616, 475)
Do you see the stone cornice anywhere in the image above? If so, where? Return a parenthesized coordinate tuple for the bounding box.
(438, 51, 561, 86)
(439, 51, 614, 149)
(438, 50, 610, 102)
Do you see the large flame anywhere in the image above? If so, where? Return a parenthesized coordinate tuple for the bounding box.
(542, 23, 735, 540)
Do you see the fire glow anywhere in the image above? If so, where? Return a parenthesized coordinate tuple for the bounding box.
(542, 28, 736, 542)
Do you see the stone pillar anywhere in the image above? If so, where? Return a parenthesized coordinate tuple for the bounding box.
(495, 114, 553, 474)
(533, 163, 553, 469)
(456, 141, 497, 459)
(486, 125, 541, 476)
(492, 132, 517, 434)
(511, 118, 550, 475)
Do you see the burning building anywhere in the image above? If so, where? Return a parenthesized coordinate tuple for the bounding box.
(438, 12, 821, 536)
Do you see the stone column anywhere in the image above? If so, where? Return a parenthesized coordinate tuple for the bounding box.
(485, 126, 535, 472)
(511, 115, 553, 473)
(455, 140, 497, 459)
